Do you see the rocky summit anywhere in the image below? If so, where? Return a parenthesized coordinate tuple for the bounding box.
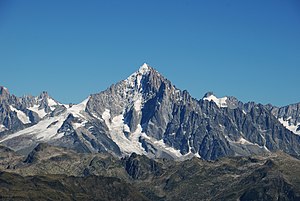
(1, 64, 300, 161)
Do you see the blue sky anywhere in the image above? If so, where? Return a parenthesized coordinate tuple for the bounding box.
(0, 0, 299, 106)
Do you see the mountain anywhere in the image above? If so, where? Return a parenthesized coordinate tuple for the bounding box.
(1, 63, 300, 160)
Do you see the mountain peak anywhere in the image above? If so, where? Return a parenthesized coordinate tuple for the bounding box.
(203, 92, 215, 99)
(138, 63, 151, 74)
(203, 92, 228, 108)
(0, 86, 9, 98)
(38, 91, 49, 99)
(124, 63, 163, 89)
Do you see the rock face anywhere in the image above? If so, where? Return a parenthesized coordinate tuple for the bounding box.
(85, 64, 300, 160)
(1, 64, 300, 160)
(266, 103, 300, 135)
(0, 87, 64, 135)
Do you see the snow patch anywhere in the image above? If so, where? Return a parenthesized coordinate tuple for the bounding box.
(237, 137, 253, 145)
(138, 63, 150, 74)
(0, 124, 7, 132)
(72, 120, 88, 129)
(47, 97, 58, 110)
(152, 139, 182, 158)
(133, 95, 143, 113)
(28, 105, 47, 119)
(9, 105, 31, 124)
(203, 95, 228, 108)
(101, 109, 146, 155)
(278, 117, 300, 135)
(226, 136, 270, 152)
(67, 97, 89, 119)
(47, 97, 57, 107)
(194, 152, 201, 158)
(125, 63, 151, 89)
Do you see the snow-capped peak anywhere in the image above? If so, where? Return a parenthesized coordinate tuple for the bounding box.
(125, 63, 153, 89)
(203, 94, 228, 108)
(138, 63, 151, 75)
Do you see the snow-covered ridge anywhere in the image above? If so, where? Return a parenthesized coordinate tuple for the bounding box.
(28, 104, 47, 119)
(226, 136, 270, 152)
(26, 96, 62, 119)
(203, 94, 228, 108)
(138, 63, 151, 74)
(9, 105, 31, 124)
(0, 97, 90, 144)
(47, 97, 58, 110)
(125, 63, 151, 89)
(278, 117, 300, 135)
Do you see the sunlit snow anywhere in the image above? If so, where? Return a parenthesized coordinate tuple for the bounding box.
(101, 109, 146, 155)
(203, 95, 228, 108)
(28, 105, 47, 119)
(0, 124, 7, 132)
(9, 105, 31, 124)
(278, 117, 300, 135)
(0, 97, 90, 143)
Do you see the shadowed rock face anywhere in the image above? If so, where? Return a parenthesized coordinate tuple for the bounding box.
(0, 144, 300, 201)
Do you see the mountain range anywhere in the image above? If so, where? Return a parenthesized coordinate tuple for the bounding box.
(1, 63, 300, 160)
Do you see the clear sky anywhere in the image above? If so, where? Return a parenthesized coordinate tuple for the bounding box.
(0, 0, 299, 106)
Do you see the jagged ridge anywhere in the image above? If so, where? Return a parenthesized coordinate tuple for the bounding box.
(1, 64, 300, 160)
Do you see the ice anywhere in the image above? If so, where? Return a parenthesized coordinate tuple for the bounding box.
(133, 95, 142, 112)
(226, 136, 270, 152)
(0, 114, 65, 143)
(101, 109, 146, 155)
(194, 152, 201, 158)
(152, 139, 182, 158)
(72, 121, 88, 129)
(28, 105, 47, 118)
(0, 124, 7, 132)
(203, 95, 228, 108)
(102, 109, 111, 122)
(237, 137, 253, 145)
(278, 117, 300, 135)
(9, 105, 31, 124)
(138, 63, 150, 74)
(67, 96, 90, 119)
(1, 97, 90, 143)
(47, 97, 58, 110)
(124, 63, 151, 89)
(47, 97, 57, 107)
(100, 106, 185, 158)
